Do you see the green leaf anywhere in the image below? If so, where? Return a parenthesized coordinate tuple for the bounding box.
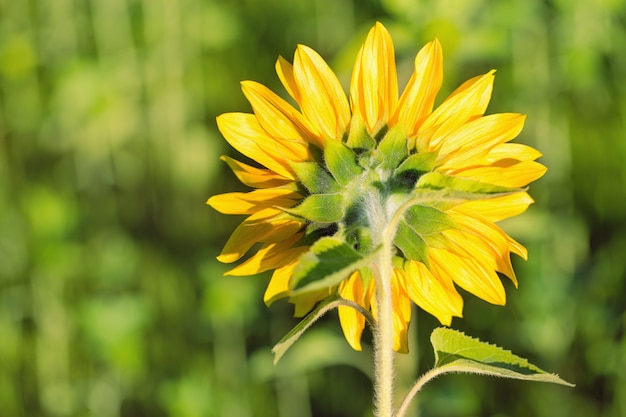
(324, 139, 363, 186)
(291, 236, 378, 295)
(285, 194, 344, 222)
(430, 327, 574, 386)
(376, 124, 409, 170)
(271, 294, 374, 364)
(289, 161, 339, 194)
(417, 172, 518, 194)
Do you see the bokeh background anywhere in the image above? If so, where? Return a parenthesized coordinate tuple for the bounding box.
(1, 0, 625, 416)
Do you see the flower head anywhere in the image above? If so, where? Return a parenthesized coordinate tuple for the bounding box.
(208, 22, 546, 352)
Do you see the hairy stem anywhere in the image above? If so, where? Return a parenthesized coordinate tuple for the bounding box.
(370, 195, 398, 417)
(373, 239, 395, 417)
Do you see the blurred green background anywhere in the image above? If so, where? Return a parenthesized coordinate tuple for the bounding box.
(1, 0, 625, 416)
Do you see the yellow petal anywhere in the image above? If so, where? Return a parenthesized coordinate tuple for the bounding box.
(442, 226, 515, 284)
(430, 247, 506, 306)
(207, 188, 301, 215)
(264, 260, 297, 305)
(217, 113, 299, 179)
(290, 288, 333, 317)
(391, 269, 411, 353)
(453, 160, 547, 188)
(393, 38, 443, 136)
(485, 143, 542, 163)
(436, 113, 526, 169)
(220, 155, 292, 188)
(339, 271, 368, 351)
(226, 233, 308, 276)
(350, 22, 398, 135)
(293, 44, 351, 141)
(276, 56, 300, 103)
(507, 234, 528, 260)
(447, 208, 525, 285)
(404, 260, 463, 325)
(417, 70, 495, 152)
(241, 80, 323, 148)
(217, 209, 302, 263)
(459, 192, 534, 222)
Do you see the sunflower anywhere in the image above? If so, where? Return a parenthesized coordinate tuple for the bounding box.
(207, 22, 546, 353)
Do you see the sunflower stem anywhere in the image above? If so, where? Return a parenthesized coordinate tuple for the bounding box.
(370, 189, 398, 417)
(373, 236, 395, 417)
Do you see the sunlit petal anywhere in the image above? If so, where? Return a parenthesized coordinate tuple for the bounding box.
(453, 160, 547, 188)
(430, 247, 506, 305)
(417, 70, 495, 152)
(293, 44, 351, 141)
(393, 39, 443, 136)
(242, 80, 323, 148)
(217, 113, 299, 179)
(207, 188, 301, 215)
(437, 113, 526, 168)
(220, 155, 292, 188)
(404, 260, 463, 325)
(350, 22, 398, 135)
(459, 192, 534, 222)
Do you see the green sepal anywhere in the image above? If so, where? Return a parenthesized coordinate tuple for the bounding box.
(291, 236, 379, 295)
(285, 194, 344, 222)
(394, 205, 456, 265)
(394, 219, 429, 265)
(324, 139, 363, 186)
(395, 152, 437, 176)
(430, 327, 574, 386)
(289, 161, 339, 194)
(376, 124, 409, 170)
(345, 112, 376, 151)
(404, 204, 457, 234)
(417, 172, 518, 194)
